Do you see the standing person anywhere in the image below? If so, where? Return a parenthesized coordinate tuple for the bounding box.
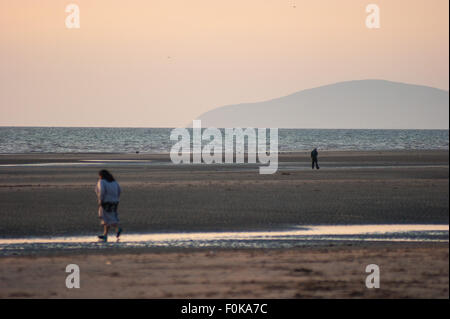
(96, 169, 122, 242)
(311, 148, 320, 169)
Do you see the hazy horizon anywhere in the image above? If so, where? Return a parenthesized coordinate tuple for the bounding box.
(0, 79, 447, 129)
(195, 79, 449, 130)
(1, 0, 448, 127)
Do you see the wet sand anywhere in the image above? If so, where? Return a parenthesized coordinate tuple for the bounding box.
(0, 151, 448, 237)
(0, 150, 447, 298)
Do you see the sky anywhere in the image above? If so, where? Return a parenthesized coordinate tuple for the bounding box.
(0, 0, 448, 127)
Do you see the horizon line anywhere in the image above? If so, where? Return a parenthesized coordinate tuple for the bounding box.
(0, 125, 448, 131)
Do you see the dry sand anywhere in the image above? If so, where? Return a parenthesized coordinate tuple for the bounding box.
(0, 244, 447, 298)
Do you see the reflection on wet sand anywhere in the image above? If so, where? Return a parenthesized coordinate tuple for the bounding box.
(0, 224, 447, 255)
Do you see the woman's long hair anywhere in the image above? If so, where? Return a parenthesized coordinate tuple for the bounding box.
(98, 169, 115, 182)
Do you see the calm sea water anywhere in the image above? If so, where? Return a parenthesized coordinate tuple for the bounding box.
(0, 127, 448, 153)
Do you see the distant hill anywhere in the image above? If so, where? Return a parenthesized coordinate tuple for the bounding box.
(195, 80, 449, 129)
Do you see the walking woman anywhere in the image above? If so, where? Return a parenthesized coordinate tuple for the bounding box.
(95, 169, 122, 242)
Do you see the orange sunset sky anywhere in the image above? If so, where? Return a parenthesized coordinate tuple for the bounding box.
(0, 0, 448, 127)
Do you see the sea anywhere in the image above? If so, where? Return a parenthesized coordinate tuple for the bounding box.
(0, 127, 448, 153)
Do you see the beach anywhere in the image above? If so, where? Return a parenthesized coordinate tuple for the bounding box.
(0, 244, 447, 299)
(0, 150, 448, 237)
(0, 150, 448, 298)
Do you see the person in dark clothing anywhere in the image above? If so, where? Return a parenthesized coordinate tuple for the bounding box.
(311, 148, 320, 169)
